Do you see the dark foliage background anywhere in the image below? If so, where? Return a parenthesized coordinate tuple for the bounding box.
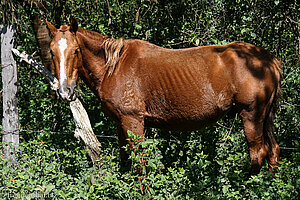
(0, 0, 299, 199)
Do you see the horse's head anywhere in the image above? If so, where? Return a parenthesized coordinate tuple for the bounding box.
(46, 18, 82, 101)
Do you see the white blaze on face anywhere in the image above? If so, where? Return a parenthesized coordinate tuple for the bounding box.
(58, 38, 68, 88)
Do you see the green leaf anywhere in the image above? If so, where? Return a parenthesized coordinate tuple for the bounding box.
(134, 24, 142, 30)
(45, 184, 55, 195)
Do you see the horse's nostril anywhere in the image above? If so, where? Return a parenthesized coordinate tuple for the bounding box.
(59, 82, 76, 101)
(70, 90, 77, 101)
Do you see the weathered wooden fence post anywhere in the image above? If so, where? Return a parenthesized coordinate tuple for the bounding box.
(1, 24, 20, 164)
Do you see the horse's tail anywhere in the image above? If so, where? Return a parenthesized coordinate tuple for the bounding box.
(263, 57, 282, 168)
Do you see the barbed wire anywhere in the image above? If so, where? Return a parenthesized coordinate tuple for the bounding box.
(18, 129, 299, 151)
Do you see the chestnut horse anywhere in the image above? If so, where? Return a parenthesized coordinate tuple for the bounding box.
(46, 18, 282, 174)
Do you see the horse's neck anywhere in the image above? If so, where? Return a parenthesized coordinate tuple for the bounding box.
(77, 31, 107, 89)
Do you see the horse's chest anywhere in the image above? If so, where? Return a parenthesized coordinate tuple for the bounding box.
(101, 79, 145, 117)
(120, 81, 145, 113)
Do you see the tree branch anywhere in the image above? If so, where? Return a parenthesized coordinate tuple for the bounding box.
(11, 48, 58, 90)
(105, 0, 112, 25)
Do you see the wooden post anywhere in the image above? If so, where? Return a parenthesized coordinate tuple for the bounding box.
(1, 24, 20, 164)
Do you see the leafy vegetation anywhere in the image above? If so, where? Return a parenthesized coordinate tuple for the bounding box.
(1, 0, 299, 199)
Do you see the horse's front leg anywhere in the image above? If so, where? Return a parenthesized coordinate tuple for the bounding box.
(117, 115, 145, 170)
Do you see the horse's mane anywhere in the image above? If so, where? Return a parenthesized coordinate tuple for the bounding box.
(104, 37, 124, 76)
(78, 27, 124, 76)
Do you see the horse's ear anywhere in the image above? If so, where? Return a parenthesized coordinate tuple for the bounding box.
(70, 17, 78, 34)
(45, 19, 58, 37)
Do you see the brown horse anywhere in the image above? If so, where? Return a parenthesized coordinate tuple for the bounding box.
(46, 18, 282, 174)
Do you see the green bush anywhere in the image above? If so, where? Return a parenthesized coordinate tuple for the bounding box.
(0, 130, 298, 199)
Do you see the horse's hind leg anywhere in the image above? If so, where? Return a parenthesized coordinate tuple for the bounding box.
(240, 109, 268, 174)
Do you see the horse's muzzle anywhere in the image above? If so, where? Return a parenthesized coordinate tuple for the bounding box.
(58, 81, 77, 101)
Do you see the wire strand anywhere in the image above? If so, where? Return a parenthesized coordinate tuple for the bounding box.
(18, 129, 299, 151)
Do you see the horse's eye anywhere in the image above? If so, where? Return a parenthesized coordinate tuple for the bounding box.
(74, 48, 79, 55)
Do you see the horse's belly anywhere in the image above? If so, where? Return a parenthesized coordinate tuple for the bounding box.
(144, 92, 233, 131)
(145, 108, 229, 131)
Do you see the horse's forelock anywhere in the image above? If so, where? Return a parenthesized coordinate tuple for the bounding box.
(58, 25, 69, 32)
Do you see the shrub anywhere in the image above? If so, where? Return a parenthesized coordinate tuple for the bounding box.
(0, 130, 298, 199)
